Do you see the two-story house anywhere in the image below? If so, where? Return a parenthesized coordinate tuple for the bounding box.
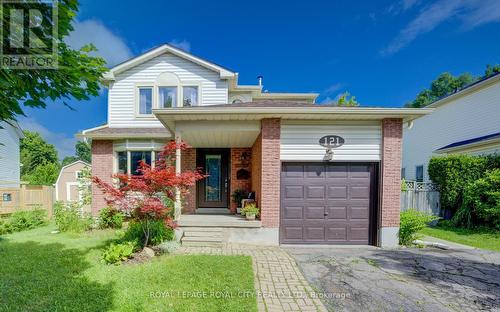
(403, 72, 500, 182)
(80, 44, 431, 247)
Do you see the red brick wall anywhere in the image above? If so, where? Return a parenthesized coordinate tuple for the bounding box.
(181, 148, 197, 214)
(260, 119, 281, 228)
(380, 119, 403, 227)
(91, 140, 113, 215)
(230, 148, 252, 213)
(251, 134, 262, 210)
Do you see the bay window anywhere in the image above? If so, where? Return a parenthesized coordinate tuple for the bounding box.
(116, 150, 158, 176)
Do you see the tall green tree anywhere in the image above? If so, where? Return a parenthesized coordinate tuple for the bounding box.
(0, 0, 107, 122)
(75, 140, 91, 163)
(20, 131, 58, 177)
(23, 162, 60, 185)
(406, 64, 500, 108)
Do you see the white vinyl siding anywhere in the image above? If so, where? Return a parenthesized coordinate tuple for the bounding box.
(403, 79, 500, 182)
(108, 53, 228, 128)
(280, 121, 382, 161)
(0, 122, 21, 187)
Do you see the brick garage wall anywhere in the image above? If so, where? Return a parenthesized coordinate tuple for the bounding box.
(251, 134, 262, 210)
(380, 118, 403, 227)
(91, 140, 113, 215)
(230, 148, 252, 213)
(181, 148, 197, 214)
(260, 119, 281, 228)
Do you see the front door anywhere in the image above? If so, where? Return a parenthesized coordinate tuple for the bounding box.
(197, 149, 230, 208)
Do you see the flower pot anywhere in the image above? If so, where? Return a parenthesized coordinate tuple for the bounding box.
(246, 213, 256, 221)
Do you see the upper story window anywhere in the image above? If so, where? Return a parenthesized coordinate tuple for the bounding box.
(159, 87, 177, 108)
(138, 87, 153, 115)
(401, 167, 406, 179)
(183, 86, 198, 107)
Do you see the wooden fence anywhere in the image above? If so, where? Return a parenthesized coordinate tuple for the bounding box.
(0, 185, 55, 217)
(401, 181, 441, 216)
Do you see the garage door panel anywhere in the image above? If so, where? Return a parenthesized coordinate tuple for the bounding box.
(304, 205, 325, 219)
(305, 164, 325, 178)
(282, 205, 303, 219)
(304, 226, 325, 241)
(284, 185, 304, 199)
(350, 186, 370, 199)
(283, 226, 303, 240)
(327, 206, 347, 219)
(326, 165, 348, 178)
(350, 206, 370, 219)
(306, 185, 325, 199)
(283, 164, 305, 178)
(281, 162, 374, 245)
(326, 225, 348, 241)
(327, 186, 348, 199)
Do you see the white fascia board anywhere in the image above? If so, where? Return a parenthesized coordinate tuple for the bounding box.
(103, 44, 235, 81)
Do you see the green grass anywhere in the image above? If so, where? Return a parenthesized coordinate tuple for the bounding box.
(0, 224, 257, 312)
(420, 223, 500, 252)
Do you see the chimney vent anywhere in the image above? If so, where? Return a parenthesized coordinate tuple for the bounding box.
(257, 75, 263, 87)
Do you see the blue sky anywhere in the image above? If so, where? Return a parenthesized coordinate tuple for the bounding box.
(19, 0, 500, 158)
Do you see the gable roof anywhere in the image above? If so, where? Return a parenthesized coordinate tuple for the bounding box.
(436, 131, 500, 153)
(55, 160, 90, 187)
(103, 43, 236, 81)
(427, 71, 500, 109)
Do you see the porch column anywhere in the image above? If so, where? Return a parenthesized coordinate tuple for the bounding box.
(174, 132, 182, 220)
(259, 118, 281, 227)
(380, 118, 403, 247)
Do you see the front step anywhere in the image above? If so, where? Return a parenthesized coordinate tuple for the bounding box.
(181, 226, 225, 247)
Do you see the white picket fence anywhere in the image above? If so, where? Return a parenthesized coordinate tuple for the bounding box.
(400, 181, 441, 216)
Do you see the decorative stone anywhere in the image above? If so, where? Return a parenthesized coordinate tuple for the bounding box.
(174, 228, 184, 243)
(142, 247, 155, 258)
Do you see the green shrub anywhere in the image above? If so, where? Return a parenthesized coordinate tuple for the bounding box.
(454, 169, 500, 230)
(231, 189, 248, 208)
(0, 210, 47, 235)
(399, 209, 438, 246)
(98, 206, 124, 229)
(101, 241, 137, 264)
(241, 203, 259, 217)
(122, 220, 174, 247)
(54, 201, 93, 233)
(428, 155, 493, 213)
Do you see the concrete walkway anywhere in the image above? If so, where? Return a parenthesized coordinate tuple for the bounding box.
(176, 244, 328, 312)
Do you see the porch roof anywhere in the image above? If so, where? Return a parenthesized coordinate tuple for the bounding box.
(153, 101, 433, 134)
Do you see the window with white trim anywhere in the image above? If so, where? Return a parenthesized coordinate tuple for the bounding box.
(138, 87, 153, 114)
(182, 86, 198, 106)
(117, 151, 157, 176)
(159, 86, 178, 108)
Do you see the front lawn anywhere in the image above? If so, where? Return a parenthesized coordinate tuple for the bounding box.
(420, 223, 500, 252)
(0, 225, 257, 312)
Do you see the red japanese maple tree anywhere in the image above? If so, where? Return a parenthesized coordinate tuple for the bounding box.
(93, 141, 205, 246)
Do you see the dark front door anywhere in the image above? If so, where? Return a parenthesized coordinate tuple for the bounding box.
(280, 162, 377, 245)
(197, 149, 230, 208)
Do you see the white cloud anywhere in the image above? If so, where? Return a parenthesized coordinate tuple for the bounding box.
(66, 19, 133, 66)
(168, 39, 191, 52)
(18, 117, 77, 160)
(381, 0, 500, 56)
(325, 83, 344, 94)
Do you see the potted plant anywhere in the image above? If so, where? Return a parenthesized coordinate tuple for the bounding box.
(241, 203, 259, 221)
(231, 189, 248, 214)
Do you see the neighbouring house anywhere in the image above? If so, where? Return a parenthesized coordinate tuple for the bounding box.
(403, 72, 500, 182)
(55, 160, 90, 204)
(79, 44, 431, 247)
(0, 121, 23, 188)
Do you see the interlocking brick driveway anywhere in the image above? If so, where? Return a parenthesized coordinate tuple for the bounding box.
(176, 244, 327, 312)
(285, 246, 500, 312)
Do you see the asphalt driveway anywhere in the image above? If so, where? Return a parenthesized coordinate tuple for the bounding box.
(284, 246, 500, 312)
